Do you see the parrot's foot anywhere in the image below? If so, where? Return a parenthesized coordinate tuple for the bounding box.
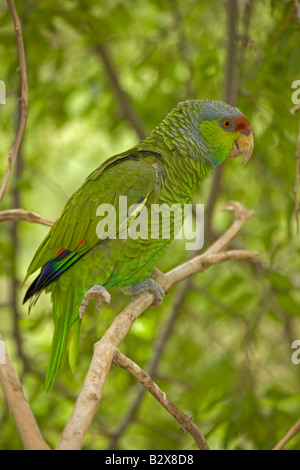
(127, 278, 164, 307)
(79, 285, 111, 319)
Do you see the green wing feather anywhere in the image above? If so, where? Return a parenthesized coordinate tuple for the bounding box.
(24, 153, 159, 284)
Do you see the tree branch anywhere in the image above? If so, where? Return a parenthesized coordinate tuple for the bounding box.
(273, 418, 300, 450)
(0, 337, 50, 450)
(113, 350, 210, 450)
(290, 103, 300, 115)
(57, 201, 257, 450)
(0, 208, 54, 227)
(0, 0, 28, 203)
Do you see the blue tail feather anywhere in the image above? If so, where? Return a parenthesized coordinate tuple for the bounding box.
(23, 250, 82, 305)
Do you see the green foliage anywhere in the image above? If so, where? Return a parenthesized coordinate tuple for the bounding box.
(1, 0, 300, 450)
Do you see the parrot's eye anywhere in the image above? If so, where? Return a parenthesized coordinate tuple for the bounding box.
(219, 118, 234, 131)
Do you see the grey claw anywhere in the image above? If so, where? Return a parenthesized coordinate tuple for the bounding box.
(79, 285, 111, 319)
(127, 278, 164, 307)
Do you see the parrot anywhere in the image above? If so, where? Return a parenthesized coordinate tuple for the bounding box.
(23, 99, 253, 392)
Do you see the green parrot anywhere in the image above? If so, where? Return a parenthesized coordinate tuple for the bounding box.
(23, 99, 253, 392)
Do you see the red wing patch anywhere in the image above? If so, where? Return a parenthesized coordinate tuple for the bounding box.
(77, 239, 84, 248)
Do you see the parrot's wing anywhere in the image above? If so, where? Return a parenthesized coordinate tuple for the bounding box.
(23, 157, 158, 297)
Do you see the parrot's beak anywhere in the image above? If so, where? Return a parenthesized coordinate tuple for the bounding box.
(228, 131, 254, 165)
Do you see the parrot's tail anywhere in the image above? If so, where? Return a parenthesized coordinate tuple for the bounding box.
(44, 285, 81, 393)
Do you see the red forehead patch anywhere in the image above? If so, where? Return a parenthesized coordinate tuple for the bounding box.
(233, 116, 251, 132)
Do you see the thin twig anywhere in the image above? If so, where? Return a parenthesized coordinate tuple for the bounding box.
(273, 418, 300, 450)
(57, 201, 257, 450)
(113, 350, 210, 450)
(290, 103, 300, 115)
(0, 337, 50, 450)
(0, 208, 54, 227)
(0, 0, 28, 203)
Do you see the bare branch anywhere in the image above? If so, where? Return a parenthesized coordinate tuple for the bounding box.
(0, 0, 28, 203)
(0, 208, 54, 227)
(57, 201, 257, 450)
(161, 250, 258, 293)
(113, 350, 210, 450)
(273, 418, 300, 450)
(0, 337, 50, 450)
(290, 103, 300, 115)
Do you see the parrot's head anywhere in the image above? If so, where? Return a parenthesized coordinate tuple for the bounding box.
(158, 99, 253, 168)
